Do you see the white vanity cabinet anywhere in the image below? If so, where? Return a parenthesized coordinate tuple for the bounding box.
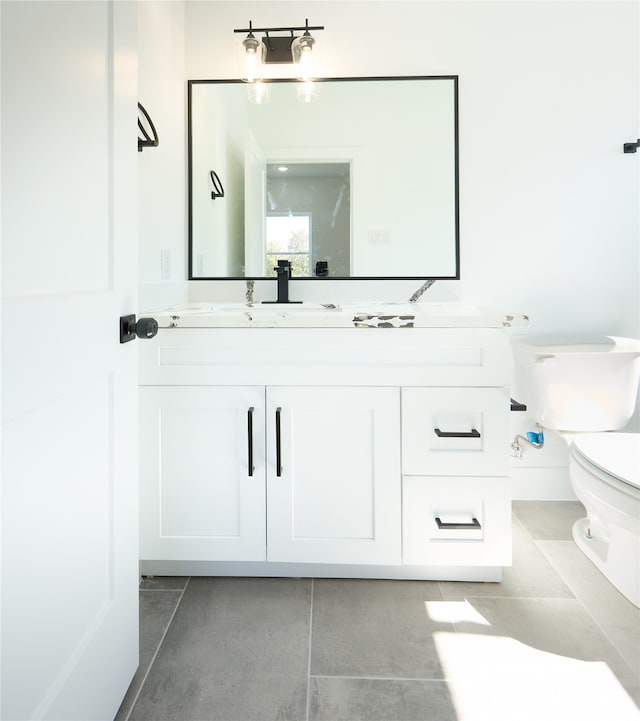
(139, 381, 401, 567)
(139, 323, 517, 580)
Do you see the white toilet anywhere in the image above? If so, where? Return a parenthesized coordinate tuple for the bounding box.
(514, 335, 640, 607)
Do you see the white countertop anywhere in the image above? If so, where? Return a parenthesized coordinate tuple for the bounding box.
(146, 302, 529, 329)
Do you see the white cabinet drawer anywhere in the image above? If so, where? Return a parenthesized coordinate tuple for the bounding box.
(401, 387, 510, 476)
(402, 475, 512, 566)
(139, 328, 511, 387)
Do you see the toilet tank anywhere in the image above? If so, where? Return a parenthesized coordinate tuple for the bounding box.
(513, 335, 640, 432)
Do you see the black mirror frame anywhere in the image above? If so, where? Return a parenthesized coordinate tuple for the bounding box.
(187, 76, 460, 281)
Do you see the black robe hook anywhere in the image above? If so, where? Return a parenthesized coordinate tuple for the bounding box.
(210, 171, 225, 199)
(138, 102, 159, 151)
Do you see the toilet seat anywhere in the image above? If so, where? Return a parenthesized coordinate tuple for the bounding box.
(571, 433, 640, 491)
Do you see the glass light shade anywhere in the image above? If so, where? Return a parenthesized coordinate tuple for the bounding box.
(239, 35, 265, 83)
(291, 34, 316, 81)
(297, 80, 318, 104)
(247, 81, 271, 105)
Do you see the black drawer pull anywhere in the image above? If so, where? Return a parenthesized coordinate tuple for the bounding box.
(247, 407, 254, 477)
(434, 428, 481, 439)
(435, 516, 482, 530)
(275, 406, 282, 477)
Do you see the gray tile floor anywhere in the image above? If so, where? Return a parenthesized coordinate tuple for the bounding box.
(116, 502, 640, 721)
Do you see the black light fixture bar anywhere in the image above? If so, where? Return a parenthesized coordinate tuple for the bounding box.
(235, 19, 324, 74)
(233, 23, 324, 35)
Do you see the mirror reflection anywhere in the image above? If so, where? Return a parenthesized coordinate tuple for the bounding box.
(189, 77, 459, 280)
(266, 162, 350, 277)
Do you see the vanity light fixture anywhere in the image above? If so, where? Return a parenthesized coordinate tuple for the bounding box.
(237, 21, 265, 82)
(291, 23, 317, 81)
(233, 18, 324, 83)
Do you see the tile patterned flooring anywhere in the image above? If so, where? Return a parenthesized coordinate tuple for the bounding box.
(115, 502, 640, 721)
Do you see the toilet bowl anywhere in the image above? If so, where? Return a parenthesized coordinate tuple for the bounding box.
(568, 432, 640, 606)
(514, 335, 640, 607)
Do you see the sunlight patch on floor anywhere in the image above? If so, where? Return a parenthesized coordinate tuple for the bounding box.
(432, 630, 640, 721)
(424, 600, 492, 626)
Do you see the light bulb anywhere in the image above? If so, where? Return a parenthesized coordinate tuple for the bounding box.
(240, 34, 264, 83)
(292, 34, 316, 81)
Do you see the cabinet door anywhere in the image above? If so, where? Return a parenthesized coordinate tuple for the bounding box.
(266, 387, 401, 565)
(140, 386, 266, 561)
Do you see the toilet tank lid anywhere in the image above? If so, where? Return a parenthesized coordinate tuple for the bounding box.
(573, 433, 640, 488)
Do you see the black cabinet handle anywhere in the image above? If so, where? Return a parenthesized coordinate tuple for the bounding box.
(247, 407, 254, 477)
(435, 517, 482, 530)
(276, 407, 282, 477)
(434, 428, 481, 438)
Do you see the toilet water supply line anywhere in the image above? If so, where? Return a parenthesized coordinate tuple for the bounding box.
(511, 424, 545, 459)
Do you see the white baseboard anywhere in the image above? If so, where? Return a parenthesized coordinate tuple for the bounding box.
(140, 560, 503, 582)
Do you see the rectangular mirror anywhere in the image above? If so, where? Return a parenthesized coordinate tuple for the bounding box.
(188, 76, 459, 280)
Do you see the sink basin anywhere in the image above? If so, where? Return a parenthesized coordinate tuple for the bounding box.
(221, 303, 341, 313)
(155, 302, 349, 328)
(162, 302, 340, 315)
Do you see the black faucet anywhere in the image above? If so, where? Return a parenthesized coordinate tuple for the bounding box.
(263, 260, 301, 304)
(275, 260, 291, 303)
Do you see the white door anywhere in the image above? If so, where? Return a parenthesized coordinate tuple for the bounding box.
(1, 2, 139, 719)
(139, 386, 267, 563)
(266, 386, 402, 565)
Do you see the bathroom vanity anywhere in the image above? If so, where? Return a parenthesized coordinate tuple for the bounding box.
(139, 302, 527, 581)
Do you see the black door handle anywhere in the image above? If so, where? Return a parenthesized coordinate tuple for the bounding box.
(120, 314, 158, 343)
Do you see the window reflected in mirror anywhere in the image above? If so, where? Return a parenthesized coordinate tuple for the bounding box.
(265, 162, 350, 277)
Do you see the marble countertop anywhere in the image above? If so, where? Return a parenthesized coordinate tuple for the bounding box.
(147, 302, 529, 329)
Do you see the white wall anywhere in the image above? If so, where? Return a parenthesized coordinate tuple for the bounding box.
(182, 1, 639, 338)
(140, 1, 640, 499)
(138, 0, 187, 305)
